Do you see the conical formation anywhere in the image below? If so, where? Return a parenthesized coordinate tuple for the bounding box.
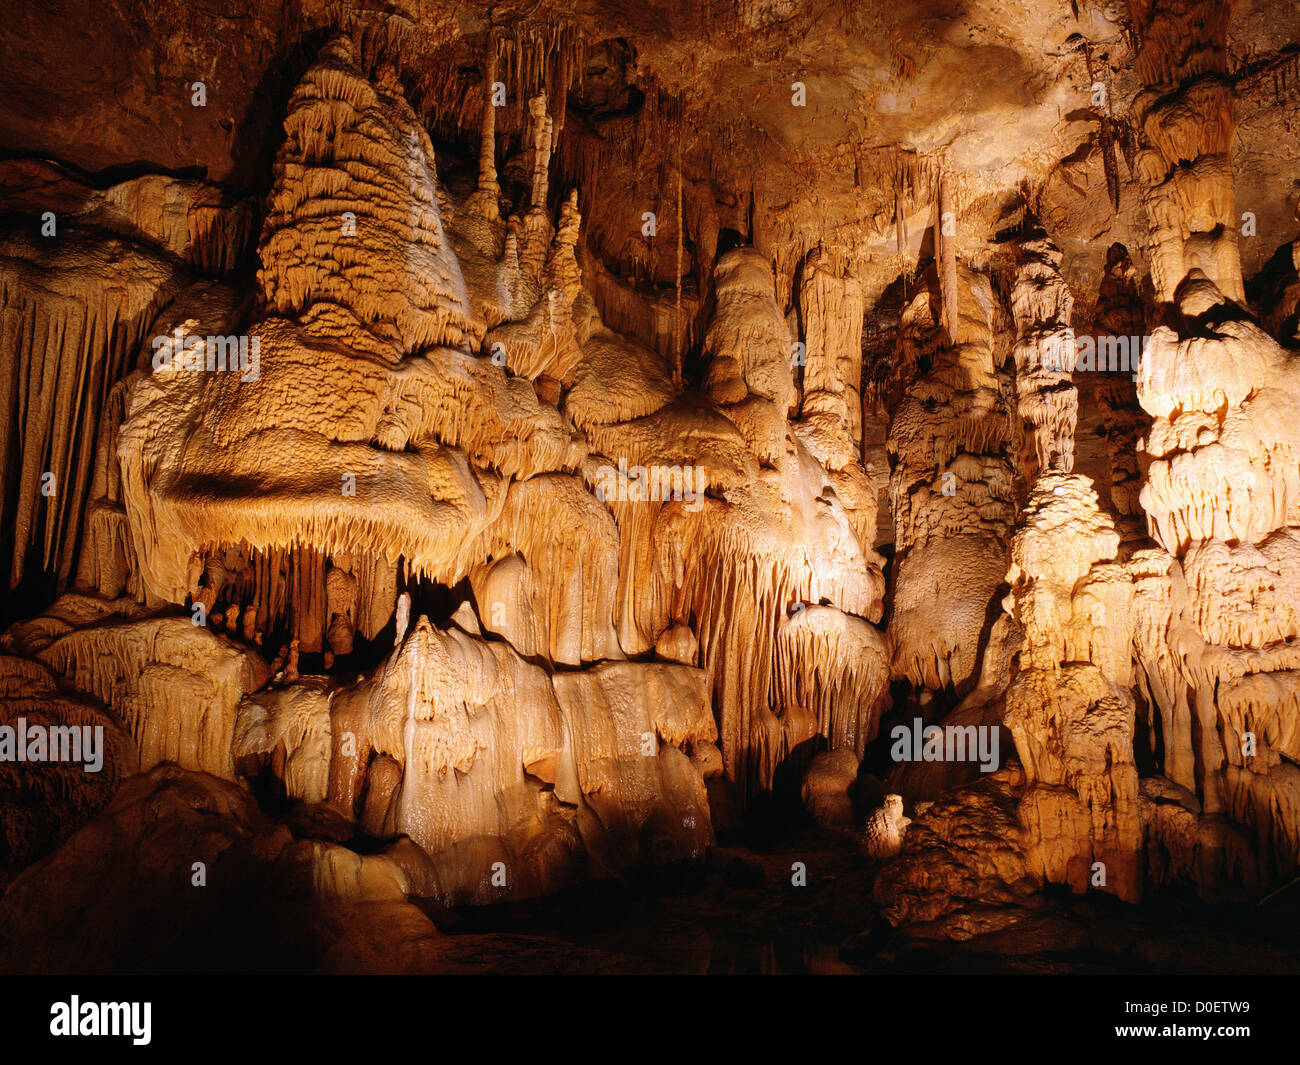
(258, 36, 475, 353)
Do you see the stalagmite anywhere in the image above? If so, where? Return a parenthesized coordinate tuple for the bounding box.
(873, 768, 1034, 937)
(467, 29, 502, 223)
(1003, 473, 1142, 902)
(528, 95, 554, 213)
(235, 683, 332, 803)
(394, 592, 410, 647)
(302, 616, 714, 903)
(258, 35, 476, 353)
(937, 172, 961, 344)
(801, 749, 860, 828)
(862, 794, 911, 859)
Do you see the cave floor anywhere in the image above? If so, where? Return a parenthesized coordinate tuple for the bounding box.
(411, 828, 1300, 975)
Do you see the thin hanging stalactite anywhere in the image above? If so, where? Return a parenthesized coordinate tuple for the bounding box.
(674, 142, 684, 387)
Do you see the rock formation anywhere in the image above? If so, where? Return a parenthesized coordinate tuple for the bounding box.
(2, 0, 1300, 974)
(862, 794, 911, 860)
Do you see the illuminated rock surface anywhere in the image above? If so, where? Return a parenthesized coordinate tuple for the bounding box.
(1, 0, 1299, 973)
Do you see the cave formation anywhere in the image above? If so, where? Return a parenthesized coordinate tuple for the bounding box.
(1, 0, 1300, 977)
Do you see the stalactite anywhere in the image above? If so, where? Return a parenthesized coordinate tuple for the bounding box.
(1084, 42, 1123, 214)
(775, 605, 890, 757)
(645, 507, 884, 798)
(674, 149, 684, 388)
(0, 229, 181, 595)
(74, 369, 144, 600)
